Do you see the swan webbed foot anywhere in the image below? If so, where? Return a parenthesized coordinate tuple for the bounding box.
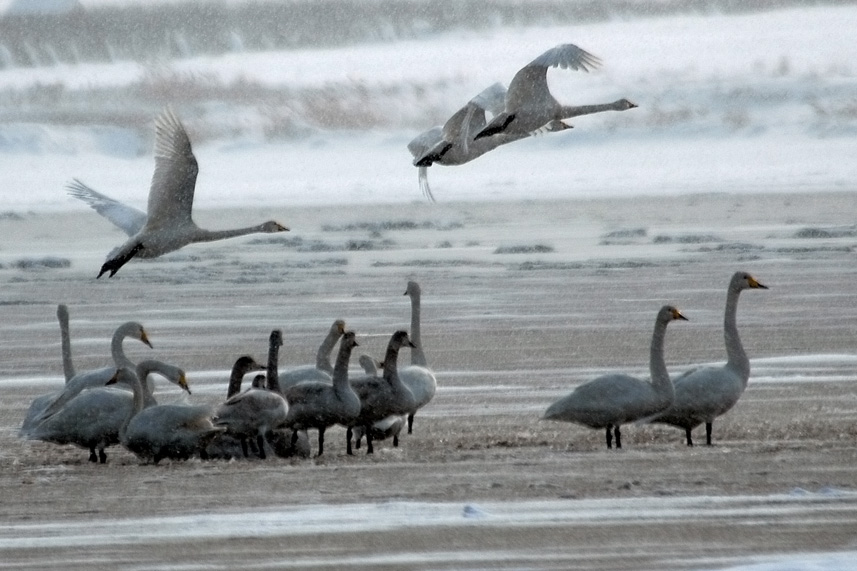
(474, 113, 515, 140)
(97, 243, 144, 278)
(685, 427, 694, 446)
(407, 413, 414, 434)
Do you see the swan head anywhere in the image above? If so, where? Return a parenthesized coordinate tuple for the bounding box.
(615, 99, 638, 110)
(262, 221, 289, 233)
(332, 319, 347, 335)
(137, 326, 153, 349)
(177, 372, 191, 395)
(269, 329, 283, 349)
(341, 330, 359, 350)
(731, 271, 768, 292)
(660, 305, 688, 323)
(251, 374, 267, 389)
(391, 330, 417, 350)
(232, 355, 266, 378)
(404, 280, 421, 297)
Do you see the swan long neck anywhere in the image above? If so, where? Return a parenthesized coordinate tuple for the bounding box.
(332, 339, 355, 396)
(193, 225, 270, 243)
(111, 323, 137, 370)
(724, 287, 750, 383)
(226, 363, 246, 399)
(266, 332, 283, 395)
(315, 326, 341, 374)
(382, 343, 403, 387)
(118, 369, 145, 442)
(648, 317, 674, 400)
(408, 286, 428, 367)
(57, 304, 75, 382)
(559, 101, 626, 120)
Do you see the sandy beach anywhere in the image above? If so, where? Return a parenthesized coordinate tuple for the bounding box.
(1, 191, 857, 569)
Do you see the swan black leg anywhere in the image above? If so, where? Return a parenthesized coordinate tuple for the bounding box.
(240, 438, 249, 458)
(366, 427, 374, 454)
(605, 426, 613, 449)
(98, 448, 107, 464)
(89, 447, 98, 463)
(705, 422, 713, 446)
(407, 413, 415, 434)
(317, 428, 325, 457)
(614, 426, 622, 449)
(256, 434, 266, 459)
(685, 428, 694, 446)
(346, 427, 353, 456)
(393, 433, 399, 447)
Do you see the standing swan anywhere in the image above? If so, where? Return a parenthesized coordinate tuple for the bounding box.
(543, 306, 687, 449)
(474, 43, 636, 141)
(408, 83, 572, 202)
(652, 272, 768, 446)
(20, 320, 152, 434)
(213, 356, 286, 459)
(24, 360, 188, 463)
(95, 108, 289, 277)
(398, 281, 437, 435)
(347, 331, 417, 455)
(282, 331, 361, 456)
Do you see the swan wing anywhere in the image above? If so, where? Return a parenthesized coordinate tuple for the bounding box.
(66, 179, 147, 236)
(145, 108, 199, 230)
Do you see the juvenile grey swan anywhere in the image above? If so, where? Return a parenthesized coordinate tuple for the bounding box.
(543, 306, 687, 449)
(651, 272, 768, 446)
(95, 108, 289, 277)
(114, 369, 223, 464)
(261, 329, 312, 459)
(398, 281, 437, 435)
(474, 43, 637, 141)
(213, 355, 286, 459)
(278, 319, 346, 389)
(409, 83, 571, 202)
(57, 304, 75, 381)
(347, 330, 417, 455)
(25, 360, 188, 463)
(282, 331, 361, 456)
(20, 320, 152, 434)
(66, 178, 147, 237)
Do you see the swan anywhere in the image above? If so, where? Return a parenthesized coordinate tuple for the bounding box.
(94, 108, 289, 277)
(398, 280, 437, 435)
(543, 305, 687, 449)
(409, 83, 572, 202)
(282, 331, 361, 456)
(347, 330, 417, 455)
(260, 329, 312, 459)
(651, 272, 768, 446)
(278, 319, 346, 389)
(20, 320, 152, 434)
(57, 304, 75, 381)
(116, 368, 224, 465)
(351, 356, 405, 450)
(473, 43, 637, 141)
(24, 360, 188, 463)
(213, 356, 287, 459)
(66, 178, 147, 237)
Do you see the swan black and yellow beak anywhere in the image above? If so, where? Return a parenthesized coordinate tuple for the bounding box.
(748, 276, 768, 289)
(275, 222, 289, 232)
(671, 308, 689, 321)
(178, 373, 191, 395)
(140, 329, 153, 349)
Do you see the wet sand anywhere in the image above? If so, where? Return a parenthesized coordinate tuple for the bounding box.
(2, 191, 857, 569)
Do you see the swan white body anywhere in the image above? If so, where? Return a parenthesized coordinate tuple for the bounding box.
(398, 281, 437, 434)
(94, 108, 288, 277)
(212, 356, 284, 459)
(283, 331, 361, 456)
(278, 320, 345, 389)
(651, 272, 768, 446)
(19, 320, 152, 434)
(25, 360, 188, 463)
(347, 331, 417, 455)
(409, 83, 572, 202)
(543, 306, 687, 449)
(474, 43, 637, 140)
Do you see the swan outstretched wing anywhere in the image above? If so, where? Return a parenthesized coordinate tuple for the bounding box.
(146, 108, 199, 230)
(66, 179, 147, 236)
(528, 43, 602, 71)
